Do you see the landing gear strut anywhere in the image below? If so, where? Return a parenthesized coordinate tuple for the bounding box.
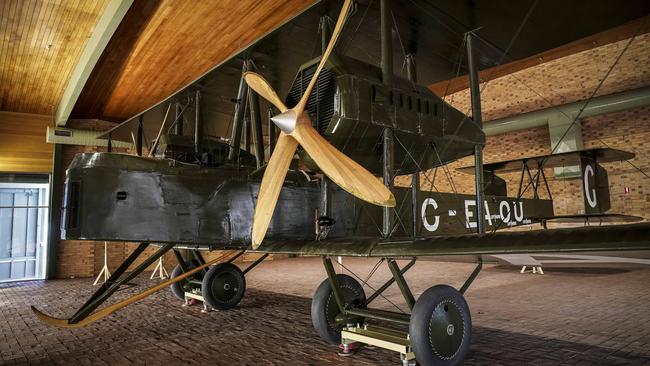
(170, 250, 268, 311)
(311, 256, 481, 366)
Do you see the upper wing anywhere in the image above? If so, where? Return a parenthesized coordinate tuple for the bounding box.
(457, 147, 634, 174)
(254, 222, 650, 257)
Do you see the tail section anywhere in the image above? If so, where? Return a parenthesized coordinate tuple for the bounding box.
(580, 155, 611, 214)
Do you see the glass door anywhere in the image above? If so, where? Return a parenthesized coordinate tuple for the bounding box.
(0, 183, 49, 282)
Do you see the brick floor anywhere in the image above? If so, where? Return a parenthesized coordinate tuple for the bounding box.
(0, 257, 649, 365)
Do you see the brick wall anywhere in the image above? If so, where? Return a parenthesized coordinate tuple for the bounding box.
(395, 105, 650, 222)
(394, 33, 650, 224)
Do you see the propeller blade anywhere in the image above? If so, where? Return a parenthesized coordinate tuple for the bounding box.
(292, 117, 396, 207)
(244, 72, 288, 113)
(295, 0, 352, 114)
(252, 133, 299, 248)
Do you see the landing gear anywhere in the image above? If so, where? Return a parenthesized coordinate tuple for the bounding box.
(169, 259, 202, 300)
(311, 274, 366, 344)
(311, 256, 481, 366)
(410, 285, 472, 366)
(201, 263, 246, 310)
(171, 250, 268, 311)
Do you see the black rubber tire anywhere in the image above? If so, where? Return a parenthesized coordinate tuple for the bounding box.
(410, 285, 472, 366)
(311, 274, 366, 345)
(201, 263, 246, 310)
(169, 259, 201, 300)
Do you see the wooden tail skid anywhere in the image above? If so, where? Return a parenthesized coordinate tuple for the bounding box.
(31, 253, 228, 328)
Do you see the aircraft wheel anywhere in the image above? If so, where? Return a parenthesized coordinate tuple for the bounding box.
(311, 274, 366, 345)
(169, 259, 201, 300)
(410, 285, 471, 366)
(201, 263, 246, 310)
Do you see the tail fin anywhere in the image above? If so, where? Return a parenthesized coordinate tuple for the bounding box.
(580, 155, 611, 214)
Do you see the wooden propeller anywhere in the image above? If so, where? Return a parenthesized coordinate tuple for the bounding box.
(245, 0, 395, 249)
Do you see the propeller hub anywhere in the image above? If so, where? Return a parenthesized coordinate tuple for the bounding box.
(270, 110, 297, 134)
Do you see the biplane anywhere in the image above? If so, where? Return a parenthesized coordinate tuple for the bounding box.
(32, 0, 650, 365)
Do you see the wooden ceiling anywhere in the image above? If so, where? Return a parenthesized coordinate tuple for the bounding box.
(71, 0, 316, 122)
(0, 0, 110, 115)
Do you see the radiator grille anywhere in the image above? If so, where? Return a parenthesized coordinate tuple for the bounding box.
(285, 64, 336, 135)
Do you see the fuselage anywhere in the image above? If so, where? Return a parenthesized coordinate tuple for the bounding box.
(62, 153, 553, 249)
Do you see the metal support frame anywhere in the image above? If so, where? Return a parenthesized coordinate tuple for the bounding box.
(516, 162, 553, 200)
(192, 249, 206, 266)
(405, 54, 419, 239)
(460, 256, 483, 294)
(223, 249, 246, 264)
(466, 32, 485, 235)
(323, 255, 411, 327)
(323, 256, 346, 313)
(243, 116, 251, 153)
(411, 174, 419, 238)
(383, 130, 394, 238)
(228, 60, 249, 161)
(365, 258, 416, 305)
(135, 115, 143, 156)
(347, 308, 410, 325)
(175, 102, 183, 135)
(242, 253, 269, 275)
(320, 177, 330, 218)
(150, 256, 169, 280)
(380, 0, 393, 86)
(517, 164, 526, 198)
(194, 90, 202, 154)
(320, 15, 331, 54)
(405, 53, 416, 83)
(46, 144, 62, 279)
(70, 242, 155, 323)
(172, 248, 188, 272)
(93, 242, 112, 285)
(317, 14, 333, 217)
(380, 0, 394, 238)
(540, 166, 552, 200)
(386, 259, 415, 310)
(247, 60, 265, 168)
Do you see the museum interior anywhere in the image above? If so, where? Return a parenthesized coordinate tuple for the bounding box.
(0, 0, 648, 365)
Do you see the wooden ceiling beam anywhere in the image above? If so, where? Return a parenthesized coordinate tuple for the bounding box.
(54, 0, 134, 126)
(429, 15, 650, 97)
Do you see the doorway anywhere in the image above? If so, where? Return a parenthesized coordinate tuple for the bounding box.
(0, 183, 49, 282)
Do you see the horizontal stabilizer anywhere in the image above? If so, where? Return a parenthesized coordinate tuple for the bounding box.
(457, 148, 634, 174)
(533, 213, 644, 223)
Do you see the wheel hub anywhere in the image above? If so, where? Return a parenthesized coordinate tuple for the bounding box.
(446, 324, 455, 335)
(212, 272, 239, 301)
(428, 300, 465, 360)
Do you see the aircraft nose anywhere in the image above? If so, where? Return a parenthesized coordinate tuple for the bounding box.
(270, 110, 297, 134)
